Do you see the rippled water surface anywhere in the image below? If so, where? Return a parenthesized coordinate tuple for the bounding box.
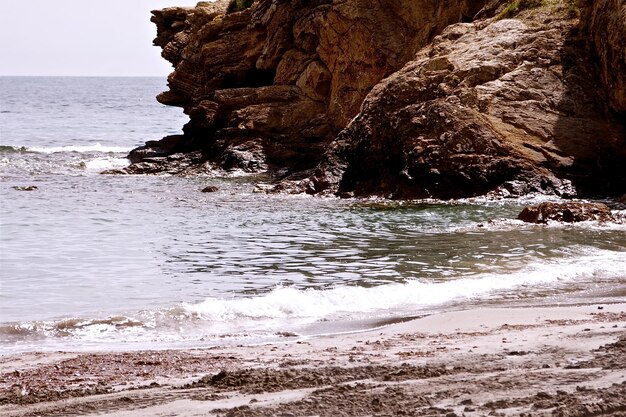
(1, 77, 625, 353)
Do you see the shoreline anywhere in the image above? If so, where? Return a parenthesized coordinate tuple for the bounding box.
(2, 303, 625, 416)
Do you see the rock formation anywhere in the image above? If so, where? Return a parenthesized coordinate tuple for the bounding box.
(119, 0, 626, 200)
(126, 0, 489, 178)
(285, 1, 626, 198)
(580, 0, 626, 114)
(517, 202, 614, 223)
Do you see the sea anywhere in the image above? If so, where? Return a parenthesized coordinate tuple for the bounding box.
(1, 76, 625, 354)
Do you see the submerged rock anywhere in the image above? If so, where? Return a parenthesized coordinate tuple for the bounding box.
(12, 185, 38, 191)
(517, 202, 614, 223)
(201, 185, 219, 193)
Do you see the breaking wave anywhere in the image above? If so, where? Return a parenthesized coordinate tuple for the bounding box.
(81, 157, 129, 170)
(25, 143, 133, 154)
(2, 247, 624, 353)
(181, 247, 626, 321)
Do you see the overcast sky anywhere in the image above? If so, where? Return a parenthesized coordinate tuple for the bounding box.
(0, 0, 201, 76)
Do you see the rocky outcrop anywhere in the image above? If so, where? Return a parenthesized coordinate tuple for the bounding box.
(285, 3, 626, 198)
(580, 0, 626, 114)
(126, 0, 492, 177)
(517, 202, 614, 223)
(121, 0, 626, 200)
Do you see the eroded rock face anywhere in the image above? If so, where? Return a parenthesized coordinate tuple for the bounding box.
(580, 0, 626, 114)
(124, 0, 626, 200)
(289, 4, 626, 199)
(517, 202, 614, 223)
(129, 0, 491, 176)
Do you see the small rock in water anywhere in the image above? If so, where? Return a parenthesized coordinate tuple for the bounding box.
(276, 331, 298, 338)
(12, 185, 38, 191)
(201, 185, 219, 193)
(517, 202, 614, 223)
(253, 183, 272, 193)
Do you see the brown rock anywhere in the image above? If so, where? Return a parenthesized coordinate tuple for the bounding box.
(293, 3, 626, 199)
(580, 0, 626, 113)
(296, 61, 331, 102)
(314, 0, 487, 130)
(122, 0, 625, 201)
(201, 186, 219, 193)
(125, 0, 495, 177)
(517, 202, 614, 223)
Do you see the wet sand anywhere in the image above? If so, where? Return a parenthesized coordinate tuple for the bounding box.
(1, 304, 625, 416)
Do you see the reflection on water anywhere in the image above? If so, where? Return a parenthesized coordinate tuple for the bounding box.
(160, 189, 626, 296)
(1, 77, 625, 352)
(2, 168, 626, 327)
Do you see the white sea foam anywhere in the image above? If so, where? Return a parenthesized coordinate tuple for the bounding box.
(351, 193, 565, 207)
(83, 157, 129, 171)
(2, 247, 624, 353)
(182, 248, 626, 322)
(410, 217, 626, 234)
(27, 143, 133, 154)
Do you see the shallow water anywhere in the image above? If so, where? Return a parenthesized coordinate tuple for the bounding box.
(1, 77, 625, 353)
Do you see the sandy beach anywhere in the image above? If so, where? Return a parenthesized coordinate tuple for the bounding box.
(1, 303, 625, 416)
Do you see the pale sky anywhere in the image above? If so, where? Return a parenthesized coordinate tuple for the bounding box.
(0, 0, 202, 76)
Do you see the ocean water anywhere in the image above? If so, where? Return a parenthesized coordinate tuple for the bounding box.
(1, 77, 625, 353)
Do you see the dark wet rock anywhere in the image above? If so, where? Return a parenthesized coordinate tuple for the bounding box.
(104, 151, 207, 176)
(220, 141, 267, 173)
(12, 186, 38, 191)
(506, 351, 530, 356)
(290, 4, 626, 199)
(201, 185, 219, 193)
(517, 202, 614, 223)
(128, 135, 194, 163)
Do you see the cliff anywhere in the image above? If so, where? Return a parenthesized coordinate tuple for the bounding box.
(581, 0, 626, 114)
(288, 0, 626, 198)
(121, 0, 626, 199)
